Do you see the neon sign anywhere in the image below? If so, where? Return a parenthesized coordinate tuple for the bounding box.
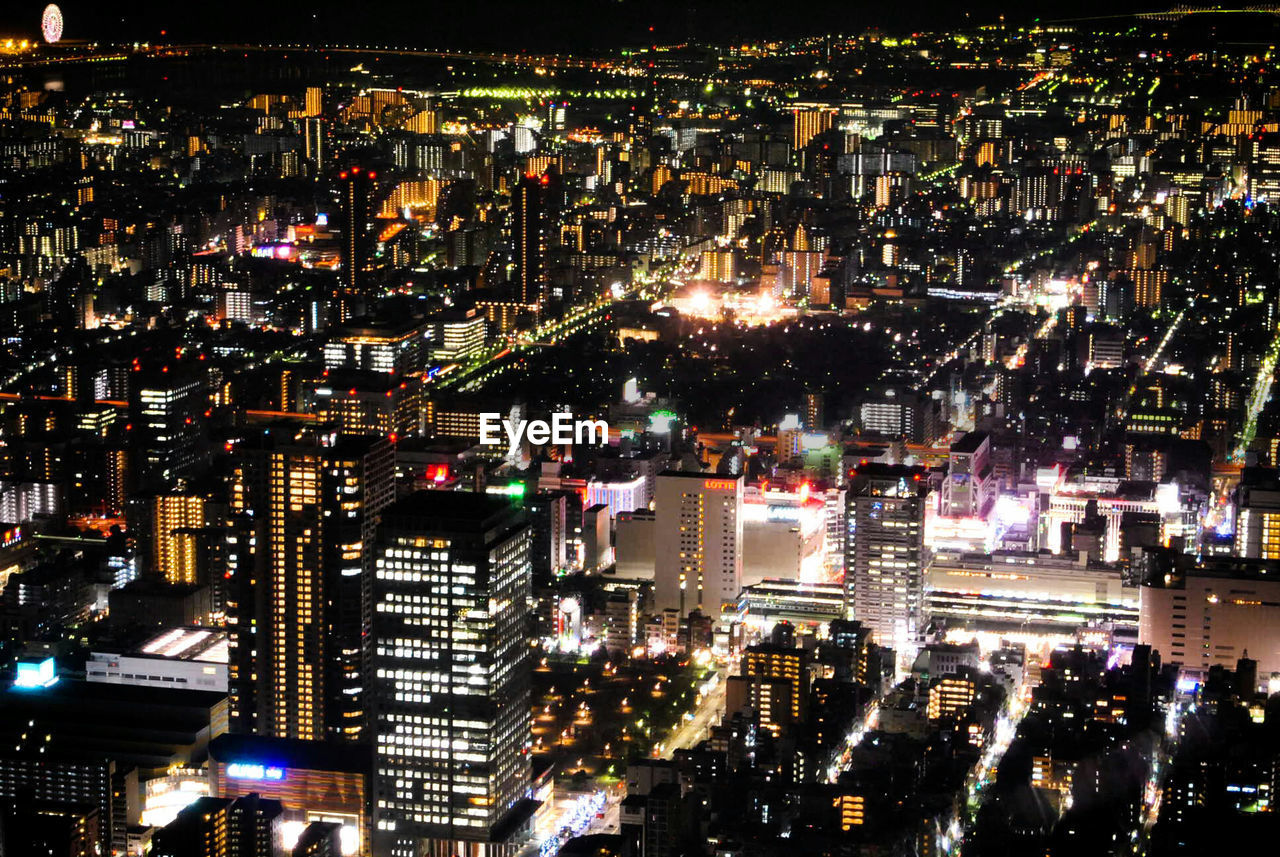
(703, 479, 736, 491)
(226, 763, 284, 781)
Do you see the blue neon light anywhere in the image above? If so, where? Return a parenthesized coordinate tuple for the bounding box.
(226, 763, 285, 781)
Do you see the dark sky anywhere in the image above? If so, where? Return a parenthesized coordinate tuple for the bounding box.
(0, 0, 1168, 51)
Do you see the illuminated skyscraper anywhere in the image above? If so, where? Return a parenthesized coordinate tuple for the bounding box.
(228, 425, 394, 743)
(512, 173, 548, 305)
(371, 491, 534, 856)
(129, 365, 208, 491)
(654, 471, 743, 619)
(304, 85, 322, 117)
(845, 464, 929, 660)
(792, 106, 835, 149)
(304, 117, 325, 169)
(339, 165, 376, 297)
(153, 492, 206, 585)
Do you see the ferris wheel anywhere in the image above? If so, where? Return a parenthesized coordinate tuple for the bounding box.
(41, 4, 63, 45)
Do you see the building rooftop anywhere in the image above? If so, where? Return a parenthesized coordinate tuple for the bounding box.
(951, 431, 989, 455)
(130, 627, 229, 663)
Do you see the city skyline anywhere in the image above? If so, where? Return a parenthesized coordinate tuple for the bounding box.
(1, 4, 1280, 857)
(0, 1, 1269, 51)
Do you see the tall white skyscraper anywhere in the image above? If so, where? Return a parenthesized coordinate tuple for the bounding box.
(371, 491, 534, 857)
(845, 464, 929, 664)
(654, 471, 743, 619)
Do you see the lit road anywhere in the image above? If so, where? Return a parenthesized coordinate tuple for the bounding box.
(519, 787, 619, 857)
(1004, 310, 1060, 370)
(440, 298, 620, 393)
(1233, 322, 1280, 460)
(1143, 303, 1190, 375)
(659, 670, 724, 759)
(826, 703, 880, 783)
(1135, 699, 1186, 853)
(963, 701, 1023, 818)
(1116, 298, 1194, 424)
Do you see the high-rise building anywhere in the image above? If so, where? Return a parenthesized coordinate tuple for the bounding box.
(512, 173, 548, 305)
(940, 431, 996, 519)
(371, 491, 534, 856)
(792, 107, 835, 149)
(845, 464, 929, 660)
(926, 669, 979, 722)
(129, 365, 208, 491)
(323, 317, 431, 376)
(304, 369, 423, 440)
(339, 165, 377, 297)
(526, 491, 568, 583)
(228, 425, 394, 744)
(654, 472, 743, 619)
(733, 644, 811, 735)
(304, 86, 323, 117)
(304, 118, 325, 168)
(698, 249, 735, 283)
(153, 492, 208, 585)
(0, 753, 133, 857)
(430, 309, 488, 363)
(858, 385, 934, 444)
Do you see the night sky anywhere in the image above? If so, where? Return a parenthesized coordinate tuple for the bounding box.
(0, 0, 1172, 51)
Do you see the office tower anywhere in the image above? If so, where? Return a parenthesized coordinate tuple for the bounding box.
(228, 425, 394, 743)
(845, 464, 929, 660)
(323, 317, 431, 376)
(430, 309, 488, 363)
(339, 165, 376, 296)
(654, 472, 743, 619)
(304, 117, 325, 167)
(583, 503, 611, 572)
(129, 365, 208, 491)
(604, 588, 639, 654)
(371, 491, 533, 856)
(858, 385, 934, 443)
(512, 172, 548, 305)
